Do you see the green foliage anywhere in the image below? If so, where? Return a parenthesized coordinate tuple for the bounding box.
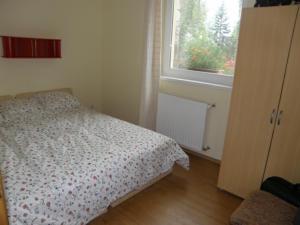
(185, 36, 225, 72)
(178, 0, 206, 40)
(176, 0, 207, 61)
(173, 0, 241, 75)
(211, 2, 230, 48)
(226, 22, 240, 60)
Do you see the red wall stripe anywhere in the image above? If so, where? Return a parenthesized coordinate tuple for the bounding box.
(1, 36, 61, 58)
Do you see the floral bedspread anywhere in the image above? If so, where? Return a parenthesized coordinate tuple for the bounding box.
(0, 107, 189, 225)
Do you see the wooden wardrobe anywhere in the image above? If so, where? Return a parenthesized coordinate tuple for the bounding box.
(218, 5, 300, 198)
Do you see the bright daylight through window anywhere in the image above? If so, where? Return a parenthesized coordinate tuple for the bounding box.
(164, 0, 243, 86)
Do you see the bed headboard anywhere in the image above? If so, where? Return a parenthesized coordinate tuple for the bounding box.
(15, 88, 73, 99)
(0, 88, 72, 103)
(0, 96, 12, 225)
(0, 174, 8, 225)
(0, 96, 13, 103)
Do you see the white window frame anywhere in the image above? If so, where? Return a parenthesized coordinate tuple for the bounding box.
(162, 0, 235, 88)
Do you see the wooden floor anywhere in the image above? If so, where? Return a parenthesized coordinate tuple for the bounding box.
(89, 154, 242, 225)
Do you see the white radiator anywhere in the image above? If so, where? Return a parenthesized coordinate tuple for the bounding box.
(156, 93, 213, 153)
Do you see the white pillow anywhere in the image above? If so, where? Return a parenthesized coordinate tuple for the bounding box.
(33, 91, 81, 114)
(0, 97, 42, 124)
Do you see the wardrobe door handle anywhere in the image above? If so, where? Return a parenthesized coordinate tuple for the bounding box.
(270, 109, 277, 124)
(277, 110, 283, 126)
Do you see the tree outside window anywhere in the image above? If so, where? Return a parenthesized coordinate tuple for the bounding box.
(171, 0, 243, 76)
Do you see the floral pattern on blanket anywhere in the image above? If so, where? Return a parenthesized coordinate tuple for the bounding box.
(0, 106, 189, 225)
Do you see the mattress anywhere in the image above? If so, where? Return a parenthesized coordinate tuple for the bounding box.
(0, 96, 189, 225)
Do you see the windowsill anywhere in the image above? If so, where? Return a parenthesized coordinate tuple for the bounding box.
(160, 76, 233, 90)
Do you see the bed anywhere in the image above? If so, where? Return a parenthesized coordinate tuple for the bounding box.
(0, 89, 189, 225)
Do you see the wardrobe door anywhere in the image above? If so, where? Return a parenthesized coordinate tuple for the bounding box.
(218, 6, 298, 198)
(264, 10, 300, 183)
(0, 176, 8, 225)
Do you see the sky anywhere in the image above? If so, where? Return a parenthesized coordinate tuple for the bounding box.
(174, 0, 242, 32)
(203, 0, 242, 30)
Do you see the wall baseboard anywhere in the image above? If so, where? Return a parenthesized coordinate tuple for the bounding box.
(183, 148, 221, 165)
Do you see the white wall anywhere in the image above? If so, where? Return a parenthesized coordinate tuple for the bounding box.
(101, 0, 147, 123)
(0, 0, 104, 110)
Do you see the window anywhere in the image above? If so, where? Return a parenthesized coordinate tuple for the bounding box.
(163, 0, 242, 87)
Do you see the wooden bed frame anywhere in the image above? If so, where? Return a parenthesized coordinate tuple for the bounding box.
(0, 89, 172, 225)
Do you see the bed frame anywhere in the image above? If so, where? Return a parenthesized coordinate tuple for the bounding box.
(0, 89, 172, 225)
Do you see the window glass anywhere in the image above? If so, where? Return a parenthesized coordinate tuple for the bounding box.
(170, 0, 242, 76)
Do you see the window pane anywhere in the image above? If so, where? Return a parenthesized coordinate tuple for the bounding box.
(171, 0, 242, 76)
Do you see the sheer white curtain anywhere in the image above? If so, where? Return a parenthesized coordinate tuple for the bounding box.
(139, 0, 162, 130)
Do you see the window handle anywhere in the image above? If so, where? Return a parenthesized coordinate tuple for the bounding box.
(277, 110, 283, 126)
(270, 109, 277, 124)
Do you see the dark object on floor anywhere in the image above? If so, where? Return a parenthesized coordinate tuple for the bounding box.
(295, 208, 300, 225)
(254, 0, 292, 7)
(282, 0, 293, 4)
(230, 191, 298, 225)
(261, 177, 300, 207)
